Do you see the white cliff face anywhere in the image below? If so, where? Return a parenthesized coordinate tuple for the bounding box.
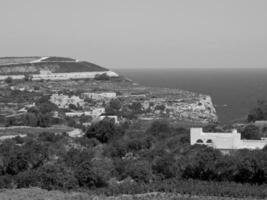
(139, 94, 218, 124)
(188, 95, 218, 123)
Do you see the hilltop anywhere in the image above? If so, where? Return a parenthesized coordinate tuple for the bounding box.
(0, 56, 113, 76)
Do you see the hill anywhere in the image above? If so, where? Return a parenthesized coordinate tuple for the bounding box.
(0, 56, 110, 76)
(0, 56, 217, 124)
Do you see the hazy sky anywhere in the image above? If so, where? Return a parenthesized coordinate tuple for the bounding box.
(0, 0, 267, 69)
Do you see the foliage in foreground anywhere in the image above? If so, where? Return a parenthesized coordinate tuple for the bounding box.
(0, 119, 267, 198)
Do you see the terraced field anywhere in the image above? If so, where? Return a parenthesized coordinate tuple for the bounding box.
(0, 57, 40, 65)
(0, 189, 263, 200)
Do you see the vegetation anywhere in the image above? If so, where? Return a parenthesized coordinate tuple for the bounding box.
(95, 73, 110, 81)
(0, 119, 267, 198)
(6, 95, 60, 127)
(1, 187, 265, 200)
(248, 100, 267, 122)
(4, 77, 12, 84)
(241, 124, 261, 139)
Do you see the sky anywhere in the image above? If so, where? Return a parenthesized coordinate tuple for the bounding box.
(0, 0, 267, 69)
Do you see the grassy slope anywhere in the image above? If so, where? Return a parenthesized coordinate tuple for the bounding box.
(0, 188, 261, 200)
(0, 61, 108, 75)
(0, 57, 41, 65)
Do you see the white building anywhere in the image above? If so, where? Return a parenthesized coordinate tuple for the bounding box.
(50, 94, 85, 109)
(0, 70, 119, 81)
(98, 115, 119, 123)
(65, 107, 105, 118)
(82, 92, 117, 100)
(190, 128, 267, 152)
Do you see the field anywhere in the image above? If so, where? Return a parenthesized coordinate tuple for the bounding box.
(0, 188, 263, 200)
(0, 61, 107, 75)
(0, 57, 40, 65)
(0, 125, 73, 136)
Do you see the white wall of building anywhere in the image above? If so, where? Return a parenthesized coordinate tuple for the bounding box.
(190, 128, 267, 150)
(0, 71, 119, 81)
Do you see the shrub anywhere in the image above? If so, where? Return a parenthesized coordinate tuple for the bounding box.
(95, 73, 110, 81)
(15, 170, 40, 188)
(4, 77, 13, 84)
(86, 119, 124, 143)
(152, 154, 179, 179)
(0, 175, 13, 189)
(75, 161, 107, 188)
(37, 163, 78, 190)
(123, 160, 152, 183)
(105, 99, 122, 115)
(241, 124, 261, 139)
(64, 148, 93, 169)
(38, 132, 63, 143)
(248, 100, 267, 122)
(146, 120, 172, 138)
(181, 146, 222, 181)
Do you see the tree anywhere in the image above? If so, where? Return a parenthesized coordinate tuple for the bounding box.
(248, 100, 267, 122)
(74, 160, 111, 188)
(36, 163, 78, 190)
(24, 74, 33, 81)
(146, 120, 172, 138)
(4, 77, 12, 84)
(181, 146, 222, 181)
(68, 103, 78, 110)
(152, 154, 179, 179)
(123, 160, 152, 183)
(129, 102, 143, 114)
(241, 125, 261, 139)
(105, 99, 122, 115)
(233, 149, 267, 184)
(95, 73, 110, 81)
(86, 119, 124, 143)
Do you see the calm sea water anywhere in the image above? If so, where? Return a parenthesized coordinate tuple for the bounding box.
(115, 68, 267, 124)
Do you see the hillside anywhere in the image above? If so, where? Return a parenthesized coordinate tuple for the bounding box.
(0, 56, 217, 125)
(0, 56, 107, 75)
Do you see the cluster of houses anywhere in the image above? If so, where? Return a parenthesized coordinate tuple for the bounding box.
(49, 92, 119, 125)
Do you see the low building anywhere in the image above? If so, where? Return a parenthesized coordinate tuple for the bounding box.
(98, 115, 119, 123)
(50, 94, 85, 109)
(65, 107, 105, 118)
(190, 128, 267, 153)
(82, 92, 116, 100)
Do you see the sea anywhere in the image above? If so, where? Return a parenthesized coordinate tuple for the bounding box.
(115, 68, 267, 124)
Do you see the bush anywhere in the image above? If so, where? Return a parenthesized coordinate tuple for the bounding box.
(181, 146, 222, 181)
(152, 154, 179, 179)
(86, 119, 124, 143)
(95, 73, 110, 81)
(4, 77, 13, 84)
(123, 160, 152, 183)
(15, 170, 40, 188)
(0, 175, 13, 189)
(38, 132, 63, 143)
(248, 100, 267, 122)
(105, 99, 122, 115)
(241, 124, 261, 139)
(75, 161, 107, 188)
(146, 120, 172, 138)
(36, 163, 78, 190)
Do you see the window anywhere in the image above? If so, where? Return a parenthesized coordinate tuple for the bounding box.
(196, 139, 203, 143)
(206, 139, 213, 143)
